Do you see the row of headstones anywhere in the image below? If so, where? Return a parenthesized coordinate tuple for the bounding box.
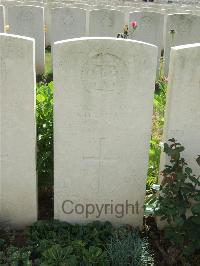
(1, 0, 200, 42)
(1, 0, 200, 9)
(14, 0, 200, 6)
(154, 0, 199, 3)
(1, 0, 144, 4)
(0, 33, 199, 228)
(5, 0, 200, 11)
(0, 4, 200, 75)
(28, 0, 200, 8)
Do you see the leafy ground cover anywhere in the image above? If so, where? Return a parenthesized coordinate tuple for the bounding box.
(0, 221, 155, 265)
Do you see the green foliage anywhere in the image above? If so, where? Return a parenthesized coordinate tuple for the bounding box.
(146, 74, 167, 211)
(41, 245, 77, 265)
(26, 220, 114, 264)
(147, 138, 161, 191)
(83, 246, 108, 265)
(106, 228, 142, 266)
(45, 49, 53, 75)
(156, 139, 200, 256)
(147, 75, 167, 190)
(27, 220, 114, 248)
(153, 78, 166, 134)
(0, 246, 32, 265)
(0, 220, 151, 265)
(36, 82, 53, 186)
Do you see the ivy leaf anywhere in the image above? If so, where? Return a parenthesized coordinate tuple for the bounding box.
(196, 156, 200, 167)
(191, 204, 200, 215)
(188, 175, 200, 186)
(37, 94, 45, 103)
(185, 167, 192, 175)
(194, 193, 200, 201)
(177, 146, 185, 153)
(190, 216, 200, 225)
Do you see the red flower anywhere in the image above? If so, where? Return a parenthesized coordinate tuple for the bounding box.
(130, 21, 137, 29)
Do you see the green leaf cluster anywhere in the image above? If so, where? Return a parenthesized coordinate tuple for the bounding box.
(147, 75, 167, 192)
(0, 220, 149, 265)
(36, 82, 54, 186)
(156, 139, 200, 256)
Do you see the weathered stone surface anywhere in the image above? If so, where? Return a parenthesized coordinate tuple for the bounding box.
(89, 9, 125, 37)
(0, 33, 37, 228)
(129, 11, 164, 51)
(0, 5, 4, 33)
(161, 43, 200, 177)
(129, 11, 165, 71)
(51, 7, 87, 44)
(164, 13, 200, 75)
(54, 37, 157, 227)
(7, 5, 45, 74)
(44, 2, 66, 47)
(3, 1, 25, 27)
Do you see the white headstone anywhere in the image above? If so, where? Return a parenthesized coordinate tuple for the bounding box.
(0, 33, 37, 228)
(129, 11, 165, 53)
(51, 7, 87, 44)
(164, 14, 200, 75)
(89, 9, 125, 37)
(73, 3, 91, 9)
(23, 1, 44, 6)
(3, 1, 24, 25)
(129, 11, 165, 71)
(54, 37, 157, 227)
(7, 5, 45, 74)
(0, 5, 4, 32)
(44, 2, 66, 47)
(161, 43, 200, 177)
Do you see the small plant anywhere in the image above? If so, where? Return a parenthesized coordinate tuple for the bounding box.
(83, 246, 108, 265)
(117, 21, 137, 39)
(106, 227, 142, 265)
(0, 246, 32, 265)
(170, 29, 176, 41)
(156, 139, 200, 257)
(42, 245, 77, 265)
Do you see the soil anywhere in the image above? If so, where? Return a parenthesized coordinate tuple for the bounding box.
(38, 186, 54, 220)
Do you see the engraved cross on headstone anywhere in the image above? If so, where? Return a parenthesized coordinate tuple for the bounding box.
(83, 138, 118, 192)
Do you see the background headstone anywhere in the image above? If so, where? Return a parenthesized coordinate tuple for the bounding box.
(2, 1, 23, 25)
(161, 43, 200, 177)
(54, 37, 157, 227)
(89, 9, 125, 37)
(164, 13, 200, 75)
(0, 5, 4, 32)
(129, 11, 165, 71)
(51, 7, 86, 44)
(44, 2, 66, 47)
(7, 5, 45, 74)
(0, 33, 37, 228)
